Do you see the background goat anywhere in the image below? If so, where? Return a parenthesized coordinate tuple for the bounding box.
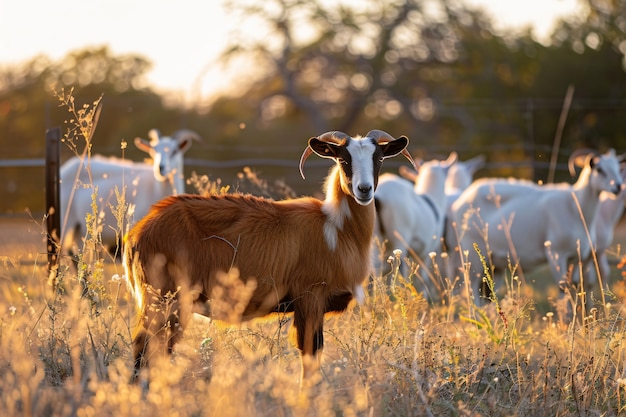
(123, 130, 414, 384)
(587, 162, 626, 282)
(437, 154, 486, 208)
(373, 152, 457, 280)
(60, 129, 200, 258)
(446, 149, 624, 301)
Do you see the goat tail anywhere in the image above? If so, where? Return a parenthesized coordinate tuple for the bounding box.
(123, 238, 145, 313)
(122, 237, 151, 377)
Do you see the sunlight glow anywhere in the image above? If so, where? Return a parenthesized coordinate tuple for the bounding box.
(0, 0, 583, 103)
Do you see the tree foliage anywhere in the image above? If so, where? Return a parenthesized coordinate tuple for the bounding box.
(1, 0, 626, 213)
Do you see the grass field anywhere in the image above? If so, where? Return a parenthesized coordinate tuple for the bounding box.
(1, 214, 626, 416)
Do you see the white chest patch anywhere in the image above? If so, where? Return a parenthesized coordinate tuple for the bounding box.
(353, 285, 365, 304)
(323, 221, 338, 252)
(322, 197, 351, 251)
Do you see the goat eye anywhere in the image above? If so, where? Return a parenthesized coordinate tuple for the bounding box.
(596, 167, 605, 175)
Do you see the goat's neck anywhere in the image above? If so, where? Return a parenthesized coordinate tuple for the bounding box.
(572, 168, 601, 221)
(151, 174, 181, 199)
(572, 166, 592, 190)
(169, 173, 185, 195)
(416, 172, 447, 208)
(322, 166, 375, 241)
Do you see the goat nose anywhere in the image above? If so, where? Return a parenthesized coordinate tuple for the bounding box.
(358, 184, 372, 194)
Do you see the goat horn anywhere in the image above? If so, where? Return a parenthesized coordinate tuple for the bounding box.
(367, 130, 417, 169)
(317, 131, 351, 144)
(174, 129, 203, 143)
(401, 149, 418, 170)
(568, 148, 597, 176)
(366, 129, 394, 142)
(299, 146, 314, 179)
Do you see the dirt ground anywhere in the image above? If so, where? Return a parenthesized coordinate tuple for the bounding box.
(0, 215, 50, 264)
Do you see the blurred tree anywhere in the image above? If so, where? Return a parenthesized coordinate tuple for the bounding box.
(515, 0, 626, 183)
(0, 47, 195, 213)
(2, 0, 626, 214)
(552, 0, 626, 62)
(221, 0, 626, 180)
(0, 47, 173, 159)
(220, 0, 546, 167)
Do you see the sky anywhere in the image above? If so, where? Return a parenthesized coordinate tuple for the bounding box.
(0, 0, 583, 105)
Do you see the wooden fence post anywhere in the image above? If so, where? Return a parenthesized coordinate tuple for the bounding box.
(45, 127, 61, 277)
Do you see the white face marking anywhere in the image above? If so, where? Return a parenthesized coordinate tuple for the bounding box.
(151, 138, 181, 182)
(346, 138, 377, 205)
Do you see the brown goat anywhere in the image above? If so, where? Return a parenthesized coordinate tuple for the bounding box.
(123, 130, 414, 384)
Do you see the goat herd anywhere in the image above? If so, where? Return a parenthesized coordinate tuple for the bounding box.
(58, 129, 625, 385)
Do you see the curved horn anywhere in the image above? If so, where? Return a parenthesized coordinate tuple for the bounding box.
(367, 129, 417, 170)
(401, 149, 417, 170)
(317, 131, 351, 144)
(299, 146, 314, 179)
(174, 129, 203, 143)
(445, 151, 459, 166)
(299, 131, 352, 179)
(366, 129, 394, 142)
(568, 148, 597, 176)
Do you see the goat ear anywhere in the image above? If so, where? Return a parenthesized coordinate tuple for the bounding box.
(308, 138, 342, 159)
(174, 130, 202, 153)
(380, 136, 416, 169)
(177, 138, 193, 153)
(299, 138, 343, 179)
(465, 154, 486, 173)
(380, 136, 408, 159)
(134, 137, 152, 154)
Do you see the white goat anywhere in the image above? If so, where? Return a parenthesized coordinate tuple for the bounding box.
(60, 129, 200, 257)
(123, 130, 415, 384)
(394, 154, 485, 288)
(398, 154, 485, 208)
(373, 152, 457, 277)
(446, 149, 624, 301)
(587, 163, 626, 282)
(443, 154, 486, 209)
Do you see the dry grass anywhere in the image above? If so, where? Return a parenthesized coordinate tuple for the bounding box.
(1, 91, 625, 416)
(1, 226, 626, 416)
